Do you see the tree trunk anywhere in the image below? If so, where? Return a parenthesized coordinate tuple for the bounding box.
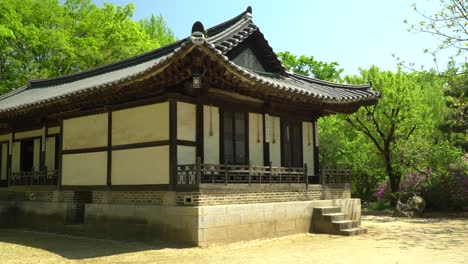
(382, 149, 401, 205)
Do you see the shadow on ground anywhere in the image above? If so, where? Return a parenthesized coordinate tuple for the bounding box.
(0, 228, 192, 260)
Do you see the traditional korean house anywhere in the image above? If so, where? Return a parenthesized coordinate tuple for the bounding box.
(0, 7, 379, 245)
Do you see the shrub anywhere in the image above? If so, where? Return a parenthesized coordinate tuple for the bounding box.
(373, 164, 467, 211)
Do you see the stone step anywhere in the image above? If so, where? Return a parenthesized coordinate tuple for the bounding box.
(322, 213, 347, 222)
(339, 227, 368, 236)
(332, 220, 359, 230)
(313, 206, 341, 215)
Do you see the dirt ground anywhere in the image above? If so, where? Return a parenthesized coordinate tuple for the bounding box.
(0, 215, 466, 264)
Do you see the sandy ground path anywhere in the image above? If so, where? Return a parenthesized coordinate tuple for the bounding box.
(0, 215, 466, 264)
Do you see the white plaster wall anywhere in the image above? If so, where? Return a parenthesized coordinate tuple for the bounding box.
(14, 128, 43, 140)
(112, 146, 170, 185)
(112, 102, 169, 145)
(268, 115, 281, 166)
(47, 126, 60, 135)
(11, 142, 20, 173)
(1, 143, 7, 180)
(203, 105, 219, 164)
(45, 137, 56, 170)
(302, 122, 314, 176)
(177, 102, 196, 141)
(177, 146, 196, 165)
(248, 113, 263, 166)
(63, 113, 108, 150)
(62, 152, 107, 185)
(0, 133, 11, 141)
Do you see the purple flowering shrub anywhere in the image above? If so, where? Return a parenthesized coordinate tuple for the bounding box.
(374, 181, 391, 201)
(459, 174, 468, 198)
(374, 165, 468, 210)
(374, 170, 431, 202)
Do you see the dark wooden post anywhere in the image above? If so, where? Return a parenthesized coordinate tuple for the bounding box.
(269, 161, 272, 184)
(224, 161, 228, 185)
(279, 167, 282, 184)
(195, 156, 201, 184)
(248, 160, 252, 185)
(304, 163, 308, 189)
(259, 165, 262, 184)
(297, 167, 300, 184)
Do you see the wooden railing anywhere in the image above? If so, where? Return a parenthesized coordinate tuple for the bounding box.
(177, 158, 307, 185)
(321, 169, 352, 184)
(9, 170, 59, 186)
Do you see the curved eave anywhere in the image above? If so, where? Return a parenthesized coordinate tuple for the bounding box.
(196, 42, 380, 105)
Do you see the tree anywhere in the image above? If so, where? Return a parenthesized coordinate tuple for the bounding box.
(404, 0, 467, 70)
(439, 64, 468, 151)
(277, 51, 344, 82)
(343, 66, 447, 194)
(139, 14, 175, 48)
(0, 0, 176, 93)
(404, 1, 467, 152)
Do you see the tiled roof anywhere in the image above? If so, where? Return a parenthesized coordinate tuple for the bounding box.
(0, 7, 378, 114)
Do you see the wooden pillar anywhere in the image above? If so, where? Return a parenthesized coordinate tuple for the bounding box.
(41, 124, 47, 171)
(169, 99, 177, 190)
(312, 120, 320, 179)
(195, 156, 201, 184)
(58, 119, 63, 189)
(196, 102, 204, 163)
(262, 112, 270, 166)
(6, 128, 14, 187)
(106, 110, 112, 188)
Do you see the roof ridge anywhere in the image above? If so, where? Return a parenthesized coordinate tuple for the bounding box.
(0, 85, 28, 101)
(28, 39, 188, 89)
(289, 72, 371, 89)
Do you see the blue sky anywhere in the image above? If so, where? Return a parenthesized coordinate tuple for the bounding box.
(94, 0, 450, 75)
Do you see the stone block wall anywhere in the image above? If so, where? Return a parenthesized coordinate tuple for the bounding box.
(177, 185, 351, 206)
(84, 203, 200, 243)
(91, 191, 165, 205)
(197, 199, 361, 246)
(1, 185, 350, 207)
(0, 191, 55, 202)
(7, 201, 76, 232)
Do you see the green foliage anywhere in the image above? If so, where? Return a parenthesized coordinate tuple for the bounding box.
(278, 49, 464, 205)
(343, 67, 450, 193)
(277, 51, 343, 82)
(367, 201, 393, 211)
(139, 14, 175, 47)
(0, 0, 176, 93)
(424, 154, 468, 210)
(439, 64, 468, 151)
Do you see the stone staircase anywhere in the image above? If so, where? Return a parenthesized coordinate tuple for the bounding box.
(311, 206, 367, 236)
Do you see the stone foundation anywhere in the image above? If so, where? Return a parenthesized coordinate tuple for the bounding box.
(0, 186, 358, 245)
(84, 204, 199, 243)
(196, 199, 361, 245)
